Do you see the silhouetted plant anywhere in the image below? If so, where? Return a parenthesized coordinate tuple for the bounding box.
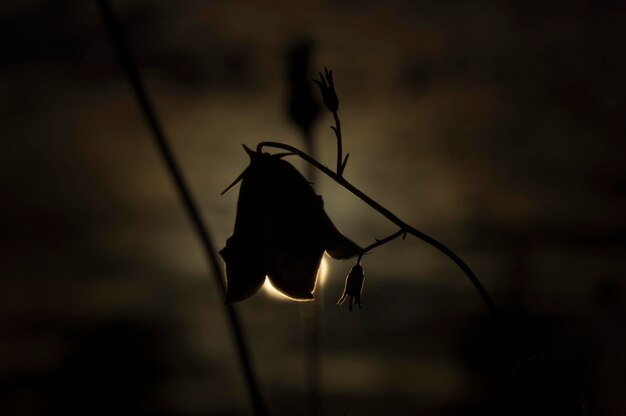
(337, 263, 365, 311)
(220, 146, 361, 302)
(223, 68, 499, 317)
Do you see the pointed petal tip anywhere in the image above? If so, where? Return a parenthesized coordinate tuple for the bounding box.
(242, 144, 256, 158)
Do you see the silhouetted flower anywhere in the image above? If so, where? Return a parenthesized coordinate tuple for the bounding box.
(338, 263, 364, 311)
(313, 68, 339, 112)
(221, 146, 361, 303)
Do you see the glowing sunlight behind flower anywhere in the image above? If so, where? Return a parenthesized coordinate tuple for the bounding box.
(263, 255, 330, 300)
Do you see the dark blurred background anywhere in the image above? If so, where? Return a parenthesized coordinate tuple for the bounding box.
(1, 0, 625, 415)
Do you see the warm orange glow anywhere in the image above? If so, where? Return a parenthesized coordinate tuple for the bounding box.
(318, 255, 329, 287)
(262, 277, 306, 301)
(262, 255, 330, 301)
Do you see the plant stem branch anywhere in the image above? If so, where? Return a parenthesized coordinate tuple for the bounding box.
(331, 111, 343, 175)
(359, 229, 406, 262)
(257, 141, 499, 318)
(97, 1, 268, 414)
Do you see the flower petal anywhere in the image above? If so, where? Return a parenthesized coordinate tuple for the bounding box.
(222, 148, 360, 302)
(220, 240, 266, 303)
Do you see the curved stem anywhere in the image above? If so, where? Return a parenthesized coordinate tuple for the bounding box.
(98, 1, 268, 414)
(257, 141, 499, 318)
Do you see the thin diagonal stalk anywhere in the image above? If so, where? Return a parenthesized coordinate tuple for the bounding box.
(332, 111, 343, 175)
(257, 141, 499, 318)
(96, 1, 268, 414)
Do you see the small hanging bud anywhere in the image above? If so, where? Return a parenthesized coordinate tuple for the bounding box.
(313, 68, 339, 112)
(338, 263, 365, 311)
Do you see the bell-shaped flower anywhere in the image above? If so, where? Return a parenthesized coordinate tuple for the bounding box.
(337, 263, 365, 311)
(220, 146, 361, 303)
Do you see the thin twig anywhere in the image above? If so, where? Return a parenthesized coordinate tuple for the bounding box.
(358, 229, 406, 262)
(257, 141, 499, 318)
(96, 1, 268, 414)
(331, 111, 343, 175)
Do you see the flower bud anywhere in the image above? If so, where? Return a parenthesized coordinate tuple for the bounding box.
(313, 68, 339, 112)
(337, 263, 365, 311)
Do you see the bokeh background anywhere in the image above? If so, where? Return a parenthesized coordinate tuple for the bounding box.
(1, 0, 625, 415)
